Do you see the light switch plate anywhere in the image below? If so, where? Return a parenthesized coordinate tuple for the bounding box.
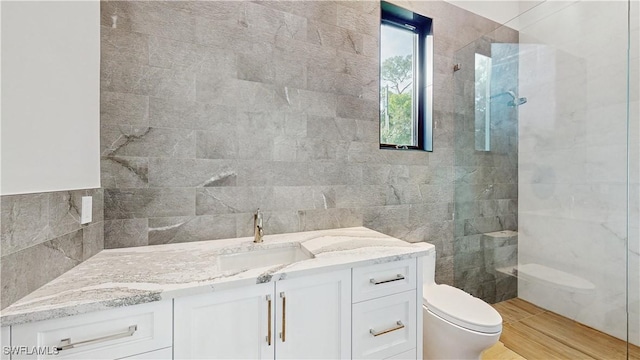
(81, 196, 92, 224)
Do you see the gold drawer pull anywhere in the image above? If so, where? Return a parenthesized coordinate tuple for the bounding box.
(55, 325, 137, 351)
(280, 292, 286, 342)
(266, 295, 272, 346)
(369, 321, 405, 337)
(370, 274, 405, 285)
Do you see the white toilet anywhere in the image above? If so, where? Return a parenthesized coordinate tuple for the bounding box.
(422, 250, 503, 360)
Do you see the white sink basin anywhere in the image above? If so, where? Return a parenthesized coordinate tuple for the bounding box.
(218, 244, 314, 272)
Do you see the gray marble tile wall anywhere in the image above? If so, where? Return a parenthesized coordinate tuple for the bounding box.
(452, 30, 519, 303)
(1, 189, 104, 309)
(99, 0, 508, 287)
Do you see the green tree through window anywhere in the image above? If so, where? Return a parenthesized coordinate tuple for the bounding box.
(379, 1, 433, 151)
(381, 55, 413, 146)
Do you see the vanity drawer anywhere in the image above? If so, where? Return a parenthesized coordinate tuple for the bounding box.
(11, 301, 172, 360)
(352, 290, 417, 360)
(352, 259, 416, 302)
(117, 346, 172, 359)
(386, 348, 416, 359)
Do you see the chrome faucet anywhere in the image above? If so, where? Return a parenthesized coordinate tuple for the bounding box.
(253, 209, 264, 243)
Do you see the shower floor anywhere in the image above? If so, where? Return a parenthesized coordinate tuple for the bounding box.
(482, 298, 640, 360)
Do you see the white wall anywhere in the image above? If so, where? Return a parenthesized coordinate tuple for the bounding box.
(517, 0, 634, 344)
(1, 1, 100, 195)
(445, 0, 545, 26)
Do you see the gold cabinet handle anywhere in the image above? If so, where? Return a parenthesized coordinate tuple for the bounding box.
(55, 325, 137, 351)
(370, 274, 405, 285)
(279, 292, 286, 342)
(369, 321, 405, 337)
(266, 295, 272, 346)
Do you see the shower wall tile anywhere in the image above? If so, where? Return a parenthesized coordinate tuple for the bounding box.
(1, 189, 105, 309)
(99, 0, 511, 291)
(452, 29, 520, 303)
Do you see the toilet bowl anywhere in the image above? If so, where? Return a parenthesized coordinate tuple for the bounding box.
(422, 251, 502, 360)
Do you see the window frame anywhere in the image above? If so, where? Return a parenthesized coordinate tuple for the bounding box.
(379, 2, 433, 152)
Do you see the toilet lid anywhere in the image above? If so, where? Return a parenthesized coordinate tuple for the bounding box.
(423, 284, 502, 334)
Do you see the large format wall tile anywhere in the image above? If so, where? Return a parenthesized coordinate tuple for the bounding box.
(1, 230, 84, 309)
(99, 0, 513, 292)
(104, 188, 195, 220)
(1, 189, 105, 309)
(104, 219, 148, 248)
(1, 193, 49, 256)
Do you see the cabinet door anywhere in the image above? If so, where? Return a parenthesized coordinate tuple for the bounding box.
(174, 283, 274, 360)
(274, 269, 351, 359)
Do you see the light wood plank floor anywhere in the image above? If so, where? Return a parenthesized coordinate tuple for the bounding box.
(482, 298, 640, 360)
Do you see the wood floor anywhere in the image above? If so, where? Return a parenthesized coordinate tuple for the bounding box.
(482, 298, 640, 360)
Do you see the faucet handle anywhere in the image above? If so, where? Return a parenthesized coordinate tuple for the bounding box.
(255, 209, 263, 225)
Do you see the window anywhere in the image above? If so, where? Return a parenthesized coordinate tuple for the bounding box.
(379, 2, 433, 151)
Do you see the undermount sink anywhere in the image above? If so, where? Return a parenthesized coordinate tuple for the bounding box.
(218, 244, 314, 272)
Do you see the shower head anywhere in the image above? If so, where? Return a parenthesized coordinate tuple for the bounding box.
(508, 96, 527, 107)
(489, 90, 527, 106)
(505, 90, 527, 107)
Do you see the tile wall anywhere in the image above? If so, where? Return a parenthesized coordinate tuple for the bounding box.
(0, 0, 516, 310)
(0, 189, 104, 309)
(99, 0, 510, 288)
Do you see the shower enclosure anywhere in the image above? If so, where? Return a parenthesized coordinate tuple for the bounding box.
(453, 0, 639, 357)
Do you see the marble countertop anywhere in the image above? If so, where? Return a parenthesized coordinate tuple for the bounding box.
(1, 227, 433, 326)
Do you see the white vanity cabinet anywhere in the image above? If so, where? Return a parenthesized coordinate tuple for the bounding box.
(351, 259, 422, 360)
(174, 269, 351, 360)
(10, 301, 172, 360)
(6, 253, 426, 360)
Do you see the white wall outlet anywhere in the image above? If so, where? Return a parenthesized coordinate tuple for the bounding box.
(81, 196, 93, 224)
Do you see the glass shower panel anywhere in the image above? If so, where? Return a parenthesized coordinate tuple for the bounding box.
(453, 32, 519, 303)
(629, 0, 640, 350)
(453, 0, 634, 357)
(516, 1, 630, 350)
(475, 53, 491, 151)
